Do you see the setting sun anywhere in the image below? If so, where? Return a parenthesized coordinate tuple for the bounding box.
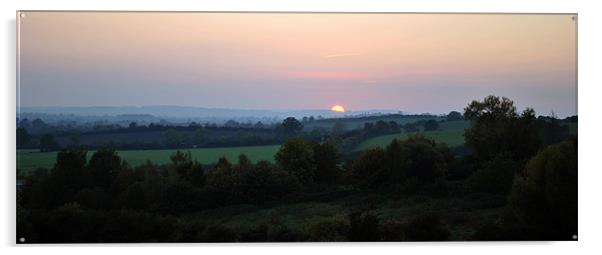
(331, 105, 345, 113)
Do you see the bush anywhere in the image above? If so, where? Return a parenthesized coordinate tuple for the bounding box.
(506, 138, 577, 240)
(275, 137, 317, 184)
(468, 153, 521, 194)
(267, 224, 308, 242)
(204, 157, 241, 205)
(423, 119, 439, 131)
(176, 221, 207, 242)
(380, 218, 405, 241)
(350, 148, 386, 189)
(401, 135, 446, 182)
(313, 141, 342, 185)
(74, 187, 110, 210)
(26, 205, 177, 243)
(349, 211, 381, 241)
(307, 214, 350, 241)
(239, 161, 299, 204)
(200, 224, 238, 242)
(463, 95, 540, 162)
(403, 215, 450, 241)
(351, 136, 447, 191)
(472, 222, 506, 241)
(239, 223, 269, 242)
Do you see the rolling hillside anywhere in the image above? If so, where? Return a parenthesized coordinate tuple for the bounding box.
(354, 121, 469, 151)
(17, 144, 281, 176)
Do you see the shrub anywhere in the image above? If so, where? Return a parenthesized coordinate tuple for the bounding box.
(380, 218, 405, 241)
(275, 137, 317, 184)
(239, 161, 299, 204)
(200, 224, 238, 242)
(307, 214, 350, 241)
(506, 138, 577, 240)
(403, 215, 450, 241)
(74, 187, 110, 210)
(176, 221, 207, 242)
(267, 224, 308, 242)
(239, 223, 269, 242)
(468, 153, 521, 194)
(349, 211, 381, 241)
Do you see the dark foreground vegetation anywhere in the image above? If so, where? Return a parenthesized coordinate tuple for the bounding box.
(16, 96, 577, 242)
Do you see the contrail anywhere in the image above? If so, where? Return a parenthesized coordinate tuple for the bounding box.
(323, 53, 361, 59)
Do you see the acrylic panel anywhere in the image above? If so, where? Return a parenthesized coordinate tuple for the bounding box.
(16, 11, 577, 243)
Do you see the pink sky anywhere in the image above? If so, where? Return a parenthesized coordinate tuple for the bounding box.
(18, 12, 577, 116)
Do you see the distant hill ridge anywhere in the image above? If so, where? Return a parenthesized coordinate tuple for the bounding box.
(19, 106, 407, 119)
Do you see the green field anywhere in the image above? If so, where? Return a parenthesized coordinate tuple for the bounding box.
(354, 129, 466, 151)
(17, 145, 281, 176)
(354, 120, 469, 151)
(303, 116, 444, 131)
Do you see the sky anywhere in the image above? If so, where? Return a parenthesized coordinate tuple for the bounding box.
(18, 12, 577, 117)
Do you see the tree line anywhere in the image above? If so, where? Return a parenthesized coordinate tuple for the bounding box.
(17, 95, 577, 242)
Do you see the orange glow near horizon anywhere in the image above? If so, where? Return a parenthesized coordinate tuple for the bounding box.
(18, 12, 577, 116)
(331, 105, 345, 113)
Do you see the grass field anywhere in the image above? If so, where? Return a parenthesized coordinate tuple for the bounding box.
(354, 129, 466, 152)
(354, 120, 469, 151)
(17, 144, 281, 176)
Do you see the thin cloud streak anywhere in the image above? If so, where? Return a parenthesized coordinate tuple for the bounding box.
(323, 53, 362, 59)
(282, 71, 370, 80)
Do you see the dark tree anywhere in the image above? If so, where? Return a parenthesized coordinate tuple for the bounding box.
(224, 120, 240, 128)
(205, 157, 240, 204)
(27, 150, 90, 208)
(157, 180, 202, 214)
(275, 137, 316, 184)
(53, 150, 89, 191)
(234, 154, 253, 172)
(374, 120, 389, 133)
(536, 118, 570, 146)
(464, 95, 540, 161)
(31, 118, 47, 130)
(17, 127, 30, 148)
(239, 161, 299, 204)
(279, 117, 303, 136)
(253, 121, 265, 129)
(88, 149, 124, 190)
(193, 128, 205, 145)
(402, 123, 419, 133)
(388, 121, 401, 133)
(68, 131, 81, 147)
(74, 187, 110, 210)
(447, 111, 464, 121)
(350, 148, 386, 189)
(383, 139, 406, 183)
(506, 138, 577, 240)
(169, 151, 203, 185)
(313, 141, 341, 185)
(332, 121, 347, 135)
(349, 211, 381, 241)
(162, 129, 184, 147)
(423, 119, 439, 131)
(39, 134, 59, 152)
(399, 136, 445, 182)
(351, 136, 446, 189)
(403, 215, 450, 241)
(468, 153, 520, 194)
